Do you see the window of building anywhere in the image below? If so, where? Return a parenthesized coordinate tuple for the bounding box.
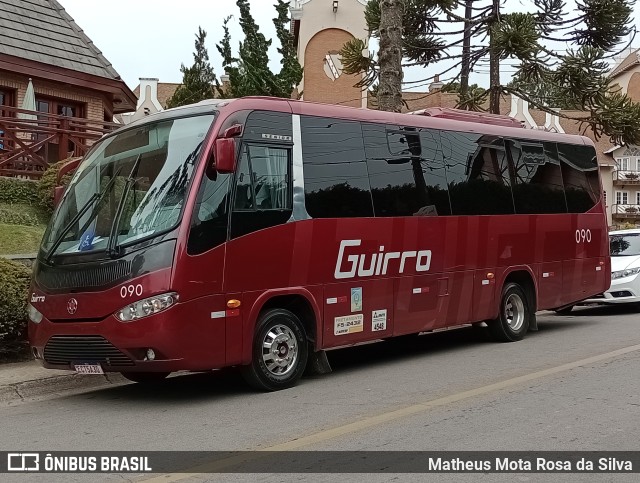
(301, 116, 374, 218)
(618, 157, 630, 171)
(616, 191, 629, 205)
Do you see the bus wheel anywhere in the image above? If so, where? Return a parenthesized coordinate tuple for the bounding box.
(488, 283, 530, 342)
(121, 372, 170, 384)
(242, 308, 308, 391)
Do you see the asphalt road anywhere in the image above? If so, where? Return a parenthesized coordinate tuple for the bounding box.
(1, 304, 639, 482)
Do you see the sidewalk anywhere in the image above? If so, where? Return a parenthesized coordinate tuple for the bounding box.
(0, 360, 126, 403)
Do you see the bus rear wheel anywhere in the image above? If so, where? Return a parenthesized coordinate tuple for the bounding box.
(121, 372, 170, 384)
(241, 308, 308, 391)
(488, 283, 531, 342)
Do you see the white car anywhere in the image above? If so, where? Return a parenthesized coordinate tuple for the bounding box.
(557, 229, 640, 313)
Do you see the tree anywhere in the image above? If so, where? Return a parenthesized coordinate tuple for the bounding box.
(341, 0, 640, 145)
(215, 0, 302, 99)
(166, 27, 218, 108)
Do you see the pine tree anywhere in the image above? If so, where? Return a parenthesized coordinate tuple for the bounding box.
(166, 27, 218, 108)
(341, 0, 640, 144)
(216, 0, 302, 99)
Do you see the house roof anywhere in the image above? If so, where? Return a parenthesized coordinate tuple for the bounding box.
(0, 0, 137, 112)
(610, 48, 640, 78)
(0, 0, 120, 79)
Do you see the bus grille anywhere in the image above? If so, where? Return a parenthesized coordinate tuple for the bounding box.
(43, 336, 134, 367)
(36, 260, 132, 291)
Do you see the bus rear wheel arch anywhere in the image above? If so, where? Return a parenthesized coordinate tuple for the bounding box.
(241, 308, 309, 391)
(488, 281, 533, 342)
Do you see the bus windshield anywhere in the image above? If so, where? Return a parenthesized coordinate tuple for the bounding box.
(41, 114, 215, 258)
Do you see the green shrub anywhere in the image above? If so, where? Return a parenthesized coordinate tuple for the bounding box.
(0, 207, 40, 226)
(37, 159, 75, 213)
(0, 177, 39, 205)
(0, 258, 31, 358)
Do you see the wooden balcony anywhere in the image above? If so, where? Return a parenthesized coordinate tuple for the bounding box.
(613, 170, 640, 186)
(0, 106, 118, 179)
(612, 203, 640, 219)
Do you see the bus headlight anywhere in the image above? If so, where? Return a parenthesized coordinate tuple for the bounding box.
(611, 267, 640, 280)
(116, 292, 178, 322)
(27, 304, 43, 324)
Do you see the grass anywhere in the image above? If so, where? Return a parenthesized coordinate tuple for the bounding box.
(0, 223, 46, 255)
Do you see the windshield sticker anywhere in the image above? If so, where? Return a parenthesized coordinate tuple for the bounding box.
(334, 314, 364, 336)
(351, 287, 362, 312)
(372, 309, 387, 332)
(78, 227, 96, 251)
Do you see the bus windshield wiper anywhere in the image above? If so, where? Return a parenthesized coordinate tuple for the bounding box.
(107, 155, 142, 257)
(44, 166, 123, 263)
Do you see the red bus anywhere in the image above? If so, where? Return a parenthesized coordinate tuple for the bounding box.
(28, 97, 610, 391)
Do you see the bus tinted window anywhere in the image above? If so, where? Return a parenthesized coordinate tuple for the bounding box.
(557, 143, 600, 212)
(187, 174, 231, 255)
(364, 123, 440, 217)
(506, 140, 567, 214)
(301, 116, 374, 218)
(440, 130, 514, 215)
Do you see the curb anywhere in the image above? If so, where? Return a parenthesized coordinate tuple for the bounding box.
(0, 371, 127, 404)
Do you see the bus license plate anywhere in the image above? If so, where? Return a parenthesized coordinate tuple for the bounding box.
(74, 364, 104, 375)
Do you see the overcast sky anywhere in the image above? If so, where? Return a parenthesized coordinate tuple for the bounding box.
(59, 0, 640, 92)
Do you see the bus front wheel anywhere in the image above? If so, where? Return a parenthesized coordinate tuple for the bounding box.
(241, 308, 309, 391)
(488, 283, 531, 342)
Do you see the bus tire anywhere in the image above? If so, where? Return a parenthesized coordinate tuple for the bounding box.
(121, 372, 169, 384)
(488, 283, 530, 342)
(241, 308, 308, 391)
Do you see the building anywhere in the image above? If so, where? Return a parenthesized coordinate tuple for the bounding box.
(0, 0, 136, 175)
(117, 78, 181, 124)
(290, 0, 368, 108)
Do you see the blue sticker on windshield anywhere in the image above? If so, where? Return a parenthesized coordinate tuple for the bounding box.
(78, 228, 95, 251)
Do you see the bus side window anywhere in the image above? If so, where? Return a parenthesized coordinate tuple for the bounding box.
(301, 116, 374, 218)
(556, 143, 600, 213)
(230, 144, 292, 239)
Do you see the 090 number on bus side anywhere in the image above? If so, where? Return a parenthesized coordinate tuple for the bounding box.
(575, 229, 592, 244)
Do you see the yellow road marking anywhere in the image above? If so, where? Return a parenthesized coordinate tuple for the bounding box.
(141, 343, 640, 481)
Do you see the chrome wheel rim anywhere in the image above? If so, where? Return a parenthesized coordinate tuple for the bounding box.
(261, 324, 299, 376)
(504, 293, 525, 331)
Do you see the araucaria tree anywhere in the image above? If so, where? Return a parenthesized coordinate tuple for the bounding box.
(215, 0, 302, 98)
(166, 27, 218, 108)
(341, 0, 640, 145)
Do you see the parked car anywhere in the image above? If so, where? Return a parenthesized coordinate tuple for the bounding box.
(556, 228, 640, 313)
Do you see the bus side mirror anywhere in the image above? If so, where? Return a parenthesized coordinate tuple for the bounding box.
(53, 186, 65, 207)
(214, 138, 237, 174)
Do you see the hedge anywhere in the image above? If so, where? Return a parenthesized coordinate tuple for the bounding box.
(0, 258, 31, 359)
(0, 177, 39, 205)
(0, 207, 41, 226)
(37, 160, 66, 212)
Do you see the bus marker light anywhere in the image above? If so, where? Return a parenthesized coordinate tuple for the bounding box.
(211, 311, 226, 319)
(226, 309, 240, 317)
(227, 299, 241, 309)
(487, 272, 495, 279)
